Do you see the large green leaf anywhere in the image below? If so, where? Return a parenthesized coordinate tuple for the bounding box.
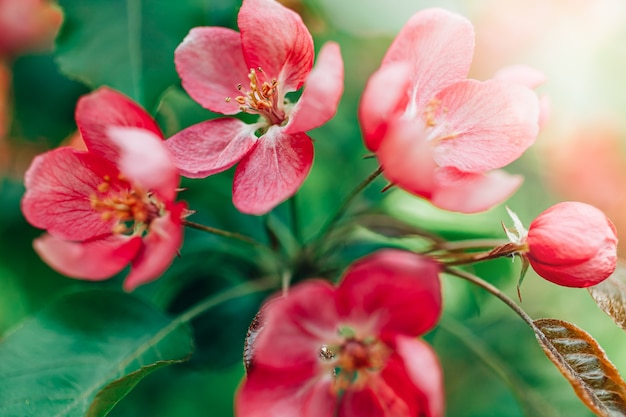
(0, 290, 193, 417)
(55, 0, 210, 111)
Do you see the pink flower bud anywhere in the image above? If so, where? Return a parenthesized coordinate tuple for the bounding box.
(525, 202, 618, 287)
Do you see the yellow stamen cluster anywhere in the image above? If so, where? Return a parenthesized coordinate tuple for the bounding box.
(424, 98, 442, 127)
(226, 67, 285, 125)
(89, 174, 160, 235)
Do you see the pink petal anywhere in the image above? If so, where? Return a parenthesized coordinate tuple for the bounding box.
(381, 8, 474, 112)
(376, 118, 438, 198)
(174, 27, 249, 115)
(239, 0, 314, 92)
(232, 128, 313, 215)
(340, 372, 414, 417)
(22, 147, 119, 241)
(106, 127, 179, 202)
(123, 203, 185, 291)
(236, 365, 335, 417)
(165, 118, 258, 178)
(358, 63, 412, 152)
(33, 234, 142, 280)
(493, 64, 546, 89)
(430, 168, 523, 213)
(335, 250, 442, 340)
(395, 336, 444, 417)
(76, 87, 163, 162)
(252, 280, 339, 369)
(285, 41, 344, 135)
(430, 79, 539, 172)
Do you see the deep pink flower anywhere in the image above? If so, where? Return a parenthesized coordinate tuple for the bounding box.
(524, 202, 618, 288)
(236, 250, 444, 417)
(0, 0, 62, 57)
(165, 0, 344, 215)
(21, 87, 185, 291)
(358, 8, 540, 213)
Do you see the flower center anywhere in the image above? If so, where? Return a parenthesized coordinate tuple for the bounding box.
(90, 174, 163, 236)
(320, 336, 390, 392)
(226, 67, 286, 126)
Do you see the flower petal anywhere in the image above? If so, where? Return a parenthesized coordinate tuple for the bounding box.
(359, 62, 412, 152)
(493, 64, 546, 89)
(381, 8, 474, 112)
(335, 249, 442, 339)
(252, 280, 339, 369)
(174, 27, 249, 115)
(123, 203, 185, 291)
(22, 147, 119, 241)
(239, 0, 314, 92)
(430, 168, 523, 213)
(376, 118, 438, 198)
(233, 128, 313, 215)
(395, 336, 444, 417)
(165, 118, 258, 178)
(33, 234, 142, 280)
(76, 87, 163, 162)
(106, 126, 179, 202)
(285, 41, 344, 135)
(430, 79, 539, 172)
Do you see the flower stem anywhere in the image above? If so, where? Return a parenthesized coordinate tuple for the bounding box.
(314, 165, 383, 243)
(427, 238, 510, 253)
(176, 277, 276, 325)
(289, 194, 301, 244)
(181, 219, 266, 250)
(444, 267, 534, 327)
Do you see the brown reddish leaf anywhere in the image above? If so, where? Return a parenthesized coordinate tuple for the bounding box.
(533, 318, 626, 416)
(588, 262, 626, 331)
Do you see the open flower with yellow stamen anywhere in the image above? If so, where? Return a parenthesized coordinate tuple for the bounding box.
(21, 88, 186, 291)
(166, 0, 344, 215)
(237, 250, 444, 417)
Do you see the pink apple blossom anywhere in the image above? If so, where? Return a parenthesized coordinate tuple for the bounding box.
(524, 202, 618, 288)
(165, 0, 344, 215)
(21, 87, 185, 291)
(358, 8, 540, 213)
(236, 249, 444, 417)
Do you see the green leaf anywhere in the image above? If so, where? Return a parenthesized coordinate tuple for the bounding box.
(55, 0, 210, 111)
(0, 290, 193, 417)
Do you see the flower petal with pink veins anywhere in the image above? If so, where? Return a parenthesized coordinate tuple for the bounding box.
(124, 204, 185, 291)
(285, 41, 344, 135)
(165, 118, 258, 179)
(22, 147, 120, 241)
(396, 336, 444, 417)
(431, 168, 523, 213)
(430, 79, 539, 172)
(76, 87, 163, 162)
(174, 27, 249, 115)
(239, 0, 314, 92)
(232, 128, 313, 215)
(358, 63, 412, 152)
(335, 249, 441, 340)
(381, 8, 474, 113)
(236, 364, 335, 417)
(106, 127, 179, 202)
(33, 234, 142, 280)
(253, 280, 339, 369)
(376, 119, 438, 198)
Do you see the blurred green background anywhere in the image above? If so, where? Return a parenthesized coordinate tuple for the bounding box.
(2, 0, 626, 416)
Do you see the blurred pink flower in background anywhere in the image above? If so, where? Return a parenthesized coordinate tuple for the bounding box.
(166, 0, 344, 215)
(0, 0, 62, 58)
(358, 8, 540, 214)
(22, 88, 186, 291)
(237, 250, 444, 417)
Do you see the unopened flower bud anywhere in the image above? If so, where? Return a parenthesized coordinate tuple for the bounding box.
(525, 202, 618, 287)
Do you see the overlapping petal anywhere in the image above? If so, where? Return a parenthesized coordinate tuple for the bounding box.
(174, 27, 249, 115)
(285, 42, 344, 135)
(22, 147, 119, 241)
(33, 234, 142, 280)
(239, 0, 314, 92)
(166, 118, 258, 178)
(76, 87, 163, 162)
(233, 128, 313, 215)
(381, 8, 474, 112)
